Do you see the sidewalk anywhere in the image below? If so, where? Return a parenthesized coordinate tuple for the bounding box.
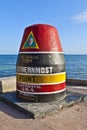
(0, 100, 87, 130)
(0, 86, 87, 130)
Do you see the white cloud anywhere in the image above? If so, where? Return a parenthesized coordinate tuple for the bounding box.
(72, 9, 87, 23)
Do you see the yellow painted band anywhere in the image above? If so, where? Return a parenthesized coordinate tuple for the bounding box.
(17, 72, 66, 84)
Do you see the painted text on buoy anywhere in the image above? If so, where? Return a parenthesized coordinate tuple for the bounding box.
(16, 24, 66, 102)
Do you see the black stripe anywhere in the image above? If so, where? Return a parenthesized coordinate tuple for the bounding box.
(16, 90, 66, 102)
(16, 53, 65, 73)
(17, 53, 65, 66)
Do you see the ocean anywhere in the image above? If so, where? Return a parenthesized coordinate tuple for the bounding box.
(0, 54, 87, 80)
(0, 55, 17, 78)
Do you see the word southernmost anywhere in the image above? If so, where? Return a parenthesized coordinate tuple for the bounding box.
(17, 66, 53, 74)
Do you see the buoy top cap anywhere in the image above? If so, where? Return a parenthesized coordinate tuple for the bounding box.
(19, 23, 63, 52)
(25, 23, 56, 30)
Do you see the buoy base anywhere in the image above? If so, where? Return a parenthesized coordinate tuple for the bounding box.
(16, 91, 66, 102)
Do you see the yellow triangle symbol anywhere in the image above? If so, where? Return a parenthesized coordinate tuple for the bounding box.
(22, 31, 39, 49)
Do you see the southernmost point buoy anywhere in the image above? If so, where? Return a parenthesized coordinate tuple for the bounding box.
(16, 24, 66, 102)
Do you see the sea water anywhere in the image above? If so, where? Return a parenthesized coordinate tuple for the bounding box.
(66, 54, 87, 80)
(0, 55, 17, 78)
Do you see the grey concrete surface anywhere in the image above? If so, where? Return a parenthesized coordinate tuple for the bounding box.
(0, 77, 16, 93)
(0, 90, 87, 119)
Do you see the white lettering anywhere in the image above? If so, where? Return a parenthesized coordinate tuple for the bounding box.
(17, 66, 53, 74)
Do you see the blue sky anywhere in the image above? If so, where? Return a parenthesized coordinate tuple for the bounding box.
(0, 0, 87, 54)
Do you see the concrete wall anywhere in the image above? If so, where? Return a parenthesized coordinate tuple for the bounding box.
(67, 79, 87, 86)
(0, 76, 16, 93)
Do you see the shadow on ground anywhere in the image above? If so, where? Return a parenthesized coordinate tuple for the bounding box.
(0, 101, 29, 119)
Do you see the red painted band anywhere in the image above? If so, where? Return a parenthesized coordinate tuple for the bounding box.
(17, 82, 66, 93)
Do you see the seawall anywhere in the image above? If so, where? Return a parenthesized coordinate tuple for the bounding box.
(0, 76, 16, 93)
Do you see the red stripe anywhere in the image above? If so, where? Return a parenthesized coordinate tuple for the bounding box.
(17, 82, 66, 93)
